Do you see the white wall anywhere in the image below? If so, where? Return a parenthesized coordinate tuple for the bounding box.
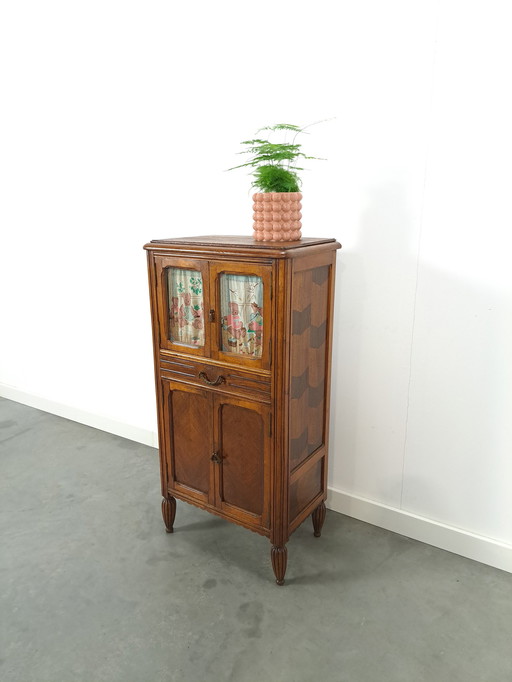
(1, 1, 511, 571)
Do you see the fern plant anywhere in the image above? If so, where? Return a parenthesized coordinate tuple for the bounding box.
(228, 123, 324, 193)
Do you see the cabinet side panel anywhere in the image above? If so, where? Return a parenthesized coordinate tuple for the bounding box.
(289, 265, 330, 469)
(219, 404, 264, 516)
(289, 460, 323, 520)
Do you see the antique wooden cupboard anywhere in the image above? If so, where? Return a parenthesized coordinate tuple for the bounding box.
(144, 236, 340, 584)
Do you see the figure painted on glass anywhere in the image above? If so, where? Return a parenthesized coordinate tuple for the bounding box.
(248, 302, 263, 350)
(168, 269, 205, 347)
(220, 274, 264, 358)
(179, 292, 195, 327)
(170, 296, 179, 328)
(222, 301, 243, 348)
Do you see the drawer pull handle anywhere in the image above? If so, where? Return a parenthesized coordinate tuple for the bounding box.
(199, 371, 225, 386)
(211, 452, 222, 463)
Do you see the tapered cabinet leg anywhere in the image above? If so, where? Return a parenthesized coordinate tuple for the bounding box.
(162, 496, 177, 533)
(271, 545, 288, 586)
(312, 502, 326, 537)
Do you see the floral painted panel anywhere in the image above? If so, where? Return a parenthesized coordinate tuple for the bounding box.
(220, 273, 263, 358)
(167, 268, 204, 347)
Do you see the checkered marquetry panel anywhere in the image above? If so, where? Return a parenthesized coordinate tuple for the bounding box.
(289, 265, 330, 469)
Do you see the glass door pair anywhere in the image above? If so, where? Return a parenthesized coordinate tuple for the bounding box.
(155, 256, 272, 370)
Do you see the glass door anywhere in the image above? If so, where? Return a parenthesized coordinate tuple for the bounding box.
(209, 261, 272, 370)
(154, 256, 211, 357)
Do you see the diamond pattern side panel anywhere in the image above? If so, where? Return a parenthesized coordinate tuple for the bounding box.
(289, 265, 329, 470)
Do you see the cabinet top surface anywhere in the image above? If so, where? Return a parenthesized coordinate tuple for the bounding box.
(144, 235, 341, 256)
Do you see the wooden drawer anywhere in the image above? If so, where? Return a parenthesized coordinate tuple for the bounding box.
(159, 354, 271, 404)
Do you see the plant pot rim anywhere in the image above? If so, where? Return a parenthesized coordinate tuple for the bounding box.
(253, 191, 303, 200)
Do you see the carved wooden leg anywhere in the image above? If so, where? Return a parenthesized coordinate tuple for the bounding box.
(161, 496, 176, 533)
(312, 501, 326, 537)
(271, 545, 288, 586)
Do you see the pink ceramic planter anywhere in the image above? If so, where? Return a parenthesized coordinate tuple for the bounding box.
(252, 192, 302, 242)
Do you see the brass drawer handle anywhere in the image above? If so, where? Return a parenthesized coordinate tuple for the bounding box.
(199, 371, 225, 386)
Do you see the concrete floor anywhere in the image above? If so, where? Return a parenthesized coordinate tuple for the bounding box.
(1, 398, 511, 682)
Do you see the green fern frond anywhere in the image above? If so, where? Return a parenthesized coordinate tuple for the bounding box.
(240, 139, 269, 145)
(227, 161, 259, 171)
(256, 123, 302, 133)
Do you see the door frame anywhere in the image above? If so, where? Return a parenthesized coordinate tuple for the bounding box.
(209, 260, 272, 371)
(154, 255, 211, 358)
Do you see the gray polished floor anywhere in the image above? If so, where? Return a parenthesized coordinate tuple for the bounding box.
(1, 397, 511, 682)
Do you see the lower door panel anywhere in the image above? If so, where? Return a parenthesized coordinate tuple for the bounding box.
(215, 395, 270, 529)
(163, 380, 213, 505)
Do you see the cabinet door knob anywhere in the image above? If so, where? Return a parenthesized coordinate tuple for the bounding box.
(208, 309, 215, 322)
(211, 452, 222, 463)
(199, 371, 225, 386)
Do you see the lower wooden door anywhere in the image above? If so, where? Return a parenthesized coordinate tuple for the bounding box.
(163, 381, 214, 506)
(213, 394, 271, 531)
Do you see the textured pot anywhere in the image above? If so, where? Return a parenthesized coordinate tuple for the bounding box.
(252, 192, 302, 241)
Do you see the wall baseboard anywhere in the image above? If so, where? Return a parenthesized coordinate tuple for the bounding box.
(327, 486, 512, 574)
(0, 383, 158, 449)
(2, 384, 510, 574)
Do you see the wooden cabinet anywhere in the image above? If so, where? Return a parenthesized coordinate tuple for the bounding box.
(144, 235, 340, 584)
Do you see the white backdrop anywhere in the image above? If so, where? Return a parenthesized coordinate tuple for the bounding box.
(1, 0, 511, 571)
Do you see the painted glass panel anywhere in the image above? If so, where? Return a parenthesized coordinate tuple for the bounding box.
(167, 268, 205, 347)
(220, 273, 263, 358)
